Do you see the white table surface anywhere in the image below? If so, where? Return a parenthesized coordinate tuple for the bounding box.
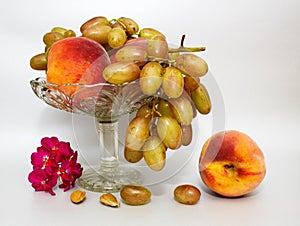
(1, 0, 300, 225)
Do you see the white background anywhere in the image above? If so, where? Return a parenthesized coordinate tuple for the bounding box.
(1, 0, 300, 225)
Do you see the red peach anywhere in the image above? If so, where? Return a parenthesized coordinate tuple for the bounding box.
(46, 37, 110, 96)
(199, 130, 266, 197)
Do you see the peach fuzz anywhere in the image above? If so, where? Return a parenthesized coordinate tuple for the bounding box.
(46, 37, 110, 97)
(199, 130, 266, 197)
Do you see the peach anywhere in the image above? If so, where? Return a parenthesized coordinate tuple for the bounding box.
(199, 130, 266, 197)
(46, 37, 110, 96)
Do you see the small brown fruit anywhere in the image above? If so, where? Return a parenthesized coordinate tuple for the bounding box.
(174, 184, 201, 205)
(120, 185, 151, 205)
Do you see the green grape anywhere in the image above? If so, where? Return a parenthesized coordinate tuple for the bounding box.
(30, 53, 47, 70)
(157, 115, 182, 150)
(108, 27, 127, 48)
(142, 136, 167, 171)
(124, 146, 143, 163)
(191, 83, 211, 114)
(82, 24, 112, 44)
(51, 27, 67, 35)
(115, 45, 147, 65)
(43, 32, 64, 47)
(181, 124, 192, 146)
(147, 35, 168, 58)
(156, 99, 174, 118)
(139, 62, 163, 95)
(125, 116, 150, 151)
(102, 62, 140, 84)
(139, 28, 166, 40)
(80, 16, 109, 33)
(118, 17, 139, 36)
(63, 29, 76, 38)
(162, 66, 184, 98)
(175, 53, 208, 77)
(170, 96, 193, 126)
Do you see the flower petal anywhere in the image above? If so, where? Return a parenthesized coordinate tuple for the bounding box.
(41, 137, 59, 151)
(31, 147, 50, 169)
(58, 141, 73, 158)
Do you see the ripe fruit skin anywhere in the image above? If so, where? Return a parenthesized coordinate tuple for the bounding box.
(120, 185, 151, 205)
(199, 130, 266, 197)
(142, 136, 167, 171)
(46, 37, 110, 96)
(174, 184, 201, 205)
(157, 116, 182, 150)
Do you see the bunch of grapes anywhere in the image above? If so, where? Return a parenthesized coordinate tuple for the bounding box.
(29, 16, 212, 172)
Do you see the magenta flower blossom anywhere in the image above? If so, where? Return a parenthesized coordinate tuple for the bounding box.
(28, 169, 57, 195)
(28, 136, 83, 195)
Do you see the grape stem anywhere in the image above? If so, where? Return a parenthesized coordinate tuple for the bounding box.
(168, 34, 206, 53)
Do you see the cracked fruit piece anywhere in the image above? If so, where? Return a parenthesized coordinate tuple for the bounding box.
(199, 130, 266, 197)
(99, 193, 120, 207)
(70, 190, 86, 204)
(46, 37, 110, 96)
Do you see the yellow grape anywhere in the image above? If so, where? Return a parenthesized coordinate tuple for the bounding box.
(118, 17, 139, 36)
(139, 28, 166, 40)
(175, 53, 208, 77)
(125, 116, 150, 151)
(124, 146, 143, 163)
(157, 99, 175, 118)
(191, 83, 211, 114)
(103, 62, 140, 84)
(181, 124, 193, 146)
(170, 96, 193, 126)
(51, 27, 67, 35)
(147, 35, 168, 58)
(139, 62, 163, 95)
(142, 136, 167, 171)
(157, 115, 182, 150)
(162, 67, 184, 98)
(63, 29, 76, 38)
(82, 24, 112, 45)
(80, 16, 109, 33)
(184, 75, 200, 92)
(149, 123, 159, 137)
(43, 32, 64, 47)
(115, 46, 147, 65)
(30, 53, 47, 70)
(136, 103, 152, 118)
(108, 27, 127, 48)
(124, 37, 149, 50)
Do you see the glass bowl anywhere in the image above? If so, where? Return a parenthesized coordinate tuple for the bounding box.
(30, 71, 224, 192)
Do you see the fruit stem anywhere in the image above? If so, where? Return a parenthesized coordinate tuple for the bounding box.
(168, 46, 206, 53)
(116, 18, 127, 30)
(109, 18, 126, 30)
(168, 34, 206, 53)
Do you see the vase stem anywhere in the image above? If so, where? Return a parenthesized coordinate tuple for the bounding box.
(77, 119, 142, 192)
(98, 121, 119, 169)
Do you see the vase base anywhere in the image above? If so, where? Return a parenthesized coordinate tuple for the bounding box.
(77, 166, 142, 193)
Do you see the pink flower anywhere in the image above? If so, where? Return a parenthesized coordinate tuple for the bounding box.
(58, 152, 83, 191)
(28, 169, 58, 195)
(28, 137, 83, 195)
(31, 146, 58, 175)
